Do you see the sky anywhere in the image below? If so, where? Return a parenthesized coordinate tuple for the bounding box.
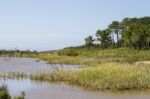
(0, 0, 150, 51)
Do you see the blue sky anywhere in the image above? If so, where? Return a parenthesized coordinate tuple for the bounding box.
(0, 0, 150, 51)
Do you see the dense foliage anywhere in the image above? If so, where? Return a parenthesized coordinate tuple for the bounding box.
(85, 17, 150, 50)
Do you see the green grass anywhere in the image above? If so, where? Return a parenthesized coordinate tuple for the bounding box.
(39, 54, 84, 64)
(1, 48, 150, 91)
(34, 48, 150, 91)
(1, 62, 150, 91)
(62, 48, 150, 60)
(30, 62, 150, 91)
(38, 48, 150, 65)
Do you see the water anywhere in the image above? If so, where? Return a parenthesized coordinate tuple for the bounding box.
(0, 78, 150, 99)
(0, 57, 80, 73)
(0, 57, 150, 99)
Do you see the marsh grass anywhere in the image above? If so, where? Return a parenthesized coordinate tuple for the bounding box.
(30, 63, 150, 91)
(0, 72, 26, 79)
(39, 48, 150, 65)
(39, 54, 85, 65)
(1, 63, 150, 91)
(1, 48, 148, 65)
(38, 54, 127, 66)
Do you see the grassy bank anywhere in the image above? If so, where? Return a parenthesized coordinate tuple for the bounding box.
(38, 48, 150, 65)
(0, 48, 150, 91)
(30, 62, 150, 91)
(1, 63, 150, 91)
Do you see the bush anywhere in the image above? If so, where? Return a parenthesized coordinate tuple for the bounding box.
(58, 49, 82, 56)
(0, 85, 11, 99)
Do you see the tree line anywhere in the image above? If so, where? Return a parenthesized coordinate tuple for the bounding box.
(85, 17, 150, 50)
(0, 50, 38, 57)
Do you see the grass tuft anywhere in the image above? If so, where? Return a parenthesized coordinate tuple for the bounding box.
(30, 63, 150, 91)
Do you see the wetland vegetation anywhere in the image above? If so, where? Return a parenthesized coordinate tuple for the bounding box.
(0, 17, 150, 99)
(31, 17, 150, 91)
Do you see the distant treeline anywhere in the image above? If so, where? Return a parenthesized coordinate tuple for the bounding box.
(0, 50, 39, 57)
(85, 17, 150, 50)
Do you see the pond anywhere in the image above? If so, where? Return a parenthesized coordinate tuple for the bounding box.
(0, 57, 80, 73)
(0, 57, 150, 99)
(0, 78, 150, 99)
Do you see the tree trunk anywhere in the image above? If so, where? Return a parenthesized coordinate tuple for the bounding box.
(116, 32, 119, 48)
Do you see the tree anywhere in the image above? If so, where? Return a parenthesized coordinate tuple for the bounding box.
(109, 21, 121, 47)
(84, 16, 150, 50)
(121, 17, 150, 49)
(84, 35, 95, 48)
(96, 29, 111, 48)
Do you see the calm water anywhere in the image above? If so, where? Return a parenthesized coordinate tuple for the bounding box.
(0, 57, 80, 73)
(0, 78, 150, 99)
(0, 57, 150, 99)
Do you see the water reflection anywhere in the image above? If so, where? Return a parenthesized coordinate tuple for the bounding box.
(0, 57, 80, 73)
(0, 78, 150, 99)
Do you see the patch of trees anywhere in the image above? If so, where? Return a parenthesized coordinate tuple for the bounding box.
(0, 50, 39, 57)
(85, 17, 150, 50)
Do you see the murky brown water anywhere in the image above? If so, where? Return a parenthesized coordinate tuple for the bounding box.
(0, 57, 150, 99)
